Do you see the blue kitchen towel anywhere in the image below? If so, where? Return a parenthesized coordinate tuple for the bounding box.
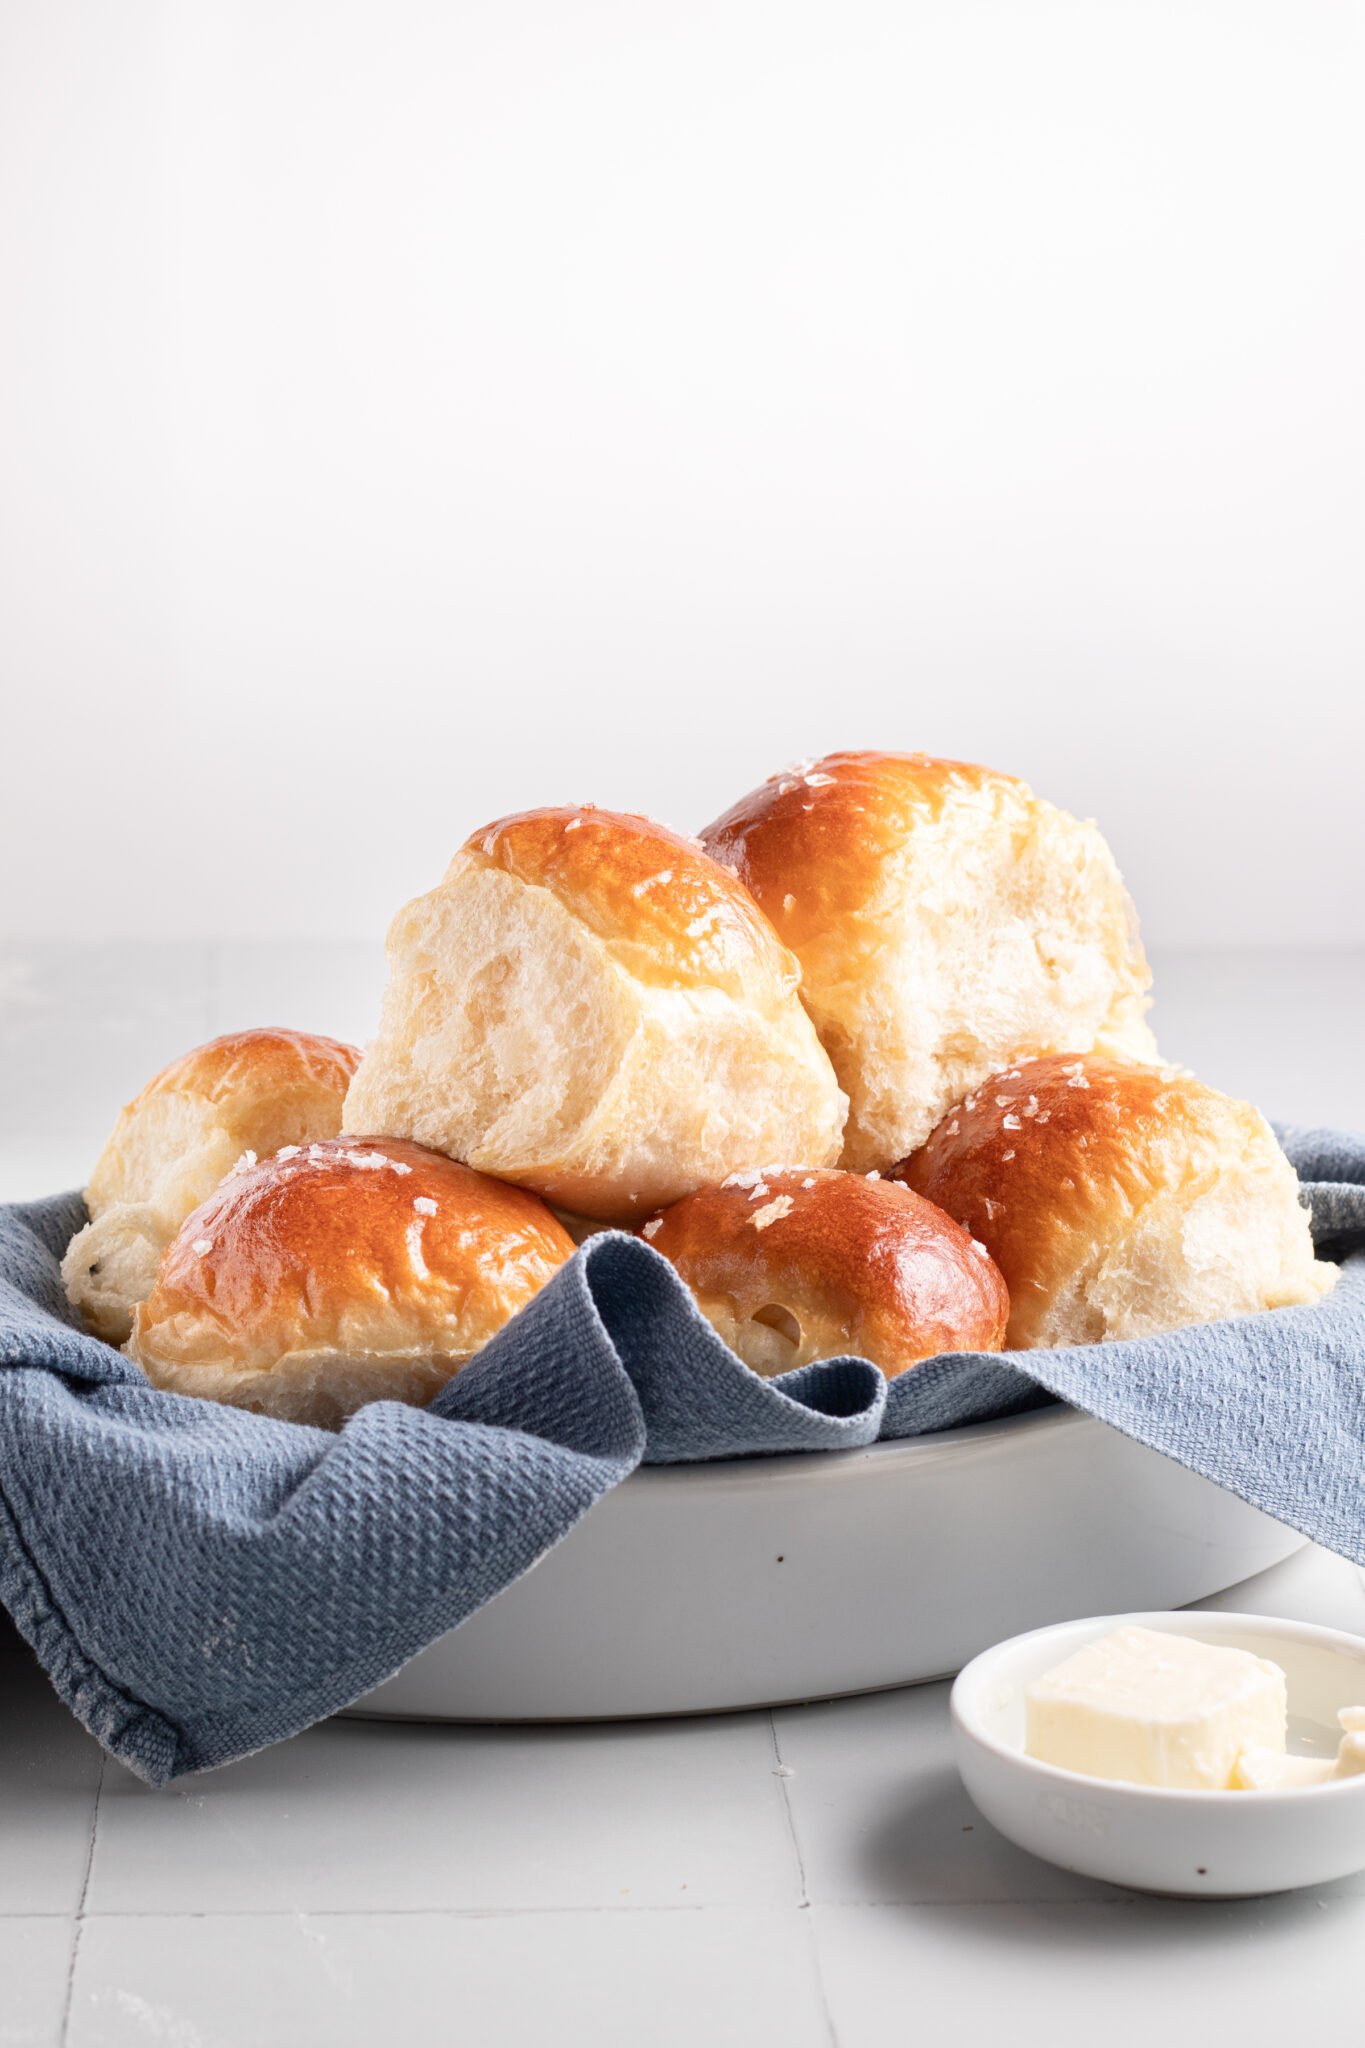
(1, 1125, 1363, 1784)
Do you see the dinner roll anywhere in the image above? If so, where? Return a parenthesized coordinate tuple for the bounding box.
(640, 1168, 1008, 1378)
(62, 1028, 360, 1344)
(894, 1054, 1336, 1349)
(701, 751, 1156, 1171)
(343, 806, 847, 1220)
(126, 1137, 575, 1427)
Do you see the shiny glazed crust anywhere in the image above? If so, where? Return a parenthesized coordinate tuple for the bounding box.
(895, 1054, 1336, 1348)
(467, 806, 803, 997)
(701, 751, 1156, 1170)
(641, 1167, 1008, 1377)
(343, 806, 848, 1219)
(127, 1137, 575, 1427)
(62, 1028, 361, 1344)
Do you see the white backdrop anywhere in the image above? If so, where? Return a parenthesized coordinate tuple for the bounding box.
(2, 0, 1361, 948)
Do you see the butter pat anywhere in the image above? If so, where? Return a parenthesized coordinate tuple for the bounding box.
(1233, 1748, 1335, 1791)
(1234, 1708, 1365, 1791)
(1025, 1626, 1287, 1790)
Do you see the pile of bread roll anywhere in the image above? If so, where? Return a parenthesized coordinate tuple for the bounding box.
(61, 751, 1334, 1429)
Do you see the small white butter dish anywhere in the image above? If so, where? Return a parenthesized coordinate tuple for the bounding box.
(951, 1609, 1365, 1897)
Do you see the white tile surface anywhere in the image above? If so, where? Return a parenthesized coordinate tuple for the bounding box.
(3, 941, 1365, 2042)
(68, 1908, 831, 2048)
(0, 1648, 102, 1915)
(88, 1711, 797, 1915)
(774, 1684, 1115, 1906)
(0, 1918, 77, 2048)
(810, 1896, 1365, 2047)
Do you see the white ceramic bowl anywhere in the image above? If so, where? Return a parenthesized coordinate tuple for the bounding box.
(350, 1408, 1302, 1723)
(952, 1609, 1365, 1897)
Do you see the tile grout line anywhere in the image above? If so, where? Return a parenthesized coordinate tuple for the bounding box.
(9, 1893, 1354, 1924)
(59, 1752, 104, 2047)
(17, 1902, 854, 1922)
(769, 1712, 839, 2048)
(0, 1893, 1211, 1921)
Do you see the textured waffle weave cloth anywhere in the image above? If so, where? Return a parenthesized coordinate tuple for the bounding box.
(1, 1126, 1362, 1783)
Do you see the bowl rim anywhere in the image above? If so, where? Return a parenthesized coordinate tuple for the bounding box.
(950, 1606, 1365, 1805)
(629, 1393, 1074, 1488)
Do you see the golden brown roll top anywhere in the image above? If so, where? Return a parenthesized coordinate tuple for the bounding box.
(895, 1054, 1336, 1349)
(127, 1137, 575, 1427)
(704, 751, 995, 950)
(701, 751, 1156, 1171)
(640, 1167, 1009, 1379)
(62, 1027, 361, 1344)
(343, 805, 848, 1220)
(468, 805, 800, 998)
